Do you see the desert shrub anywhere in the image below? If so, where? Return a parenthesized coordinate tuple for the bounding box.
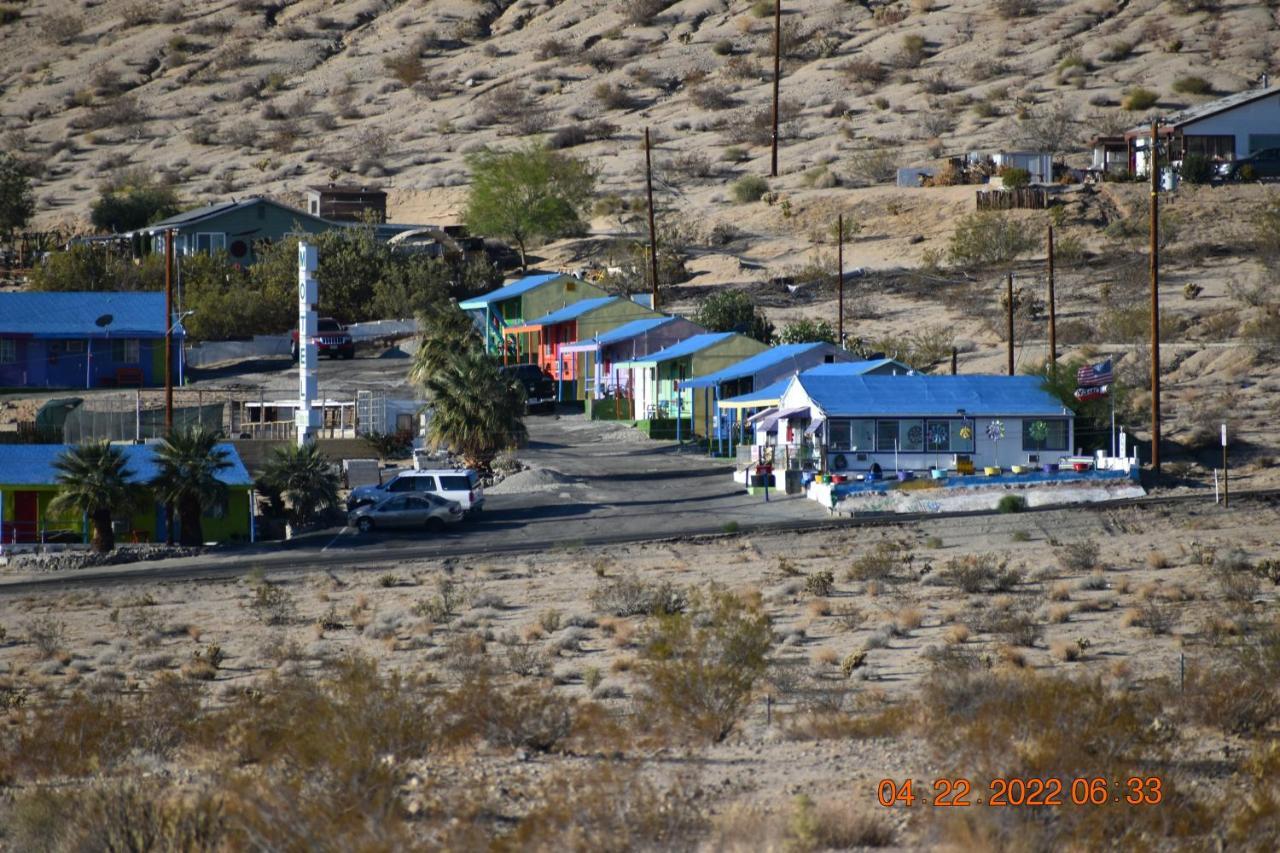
(534, 37, 568, 60)
(689, 84, 738, 110)
(993, 0, 1037, 18)
(804, 570, 834, 597)
(946, 211, 1035, 269)
(998, 166, 1030, 189)
(846, 540, 914, 582)
(712, 38, 734, 56)
(840, 57, 887, 88)
(997, 494, 1027, 513)
(247, 581, 295, 625)
(1180, 153, 1213, 184)
(896, 34, 927, 68)
(1057, 539, 1100, 572)
(42, 11, 83, 44)
(1184, 635, 1280, 735)
(1172, 75, 1211, 95)
(1122, 87, 1159, 111)
(941, 553, 1020, 593)
(383, 50, 426, 87)
(593, 82, 637, 111)
(731, 175, 769, 203)
(787, 795, 895, 850)
(623, 0, 671, 25)
(975, 600, 1042, 646)
(636, 586, 772, 742)
(1099, 40, 1134, 62)
(0, 6, 20, 25)
(25, 616, 65, 658)
(120, 2, 158, 27)
(590, 573, 687, 617)
(846, 148, 897, 185)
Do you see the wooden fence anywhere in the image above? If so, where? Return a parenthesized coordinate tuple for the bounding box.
(975, 187, 1050, 210)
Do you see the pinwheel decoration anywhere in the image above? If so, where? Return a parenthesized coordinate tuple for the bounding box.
(927, 422, 950, 448)
(958, 424, 973, 441)
(987, 419, 1005, 468)
(1028, 420, 1049, 447)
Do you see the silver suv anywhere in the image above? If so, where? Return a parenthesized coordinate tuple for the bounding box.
(346, 469, 484, 515)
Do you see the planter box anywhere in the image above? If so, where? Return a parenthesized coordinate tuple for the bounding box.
(930, 468, 947, 480)
(897, 471, 915, 482)
(1042, 463, 1059, 474)
(984, 466, 1001, 476)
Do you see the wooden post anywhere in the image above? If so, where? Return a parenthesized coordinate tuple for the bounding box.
(1150, 120, 1162, 473)
(645, 127, 659, 312)
(837, 213, 844, 346)
(1047, 223, 1056, 367)
(1006, 272, 1015, 376)
(770, 0, 781, 177)
(951, 346, 957, 375)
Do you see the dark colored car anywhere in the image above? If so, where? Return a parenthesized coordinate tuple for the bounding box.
(500, 363, 556, 412)
(292, 317, 354, 361)
(1218, 148, 1280, 181)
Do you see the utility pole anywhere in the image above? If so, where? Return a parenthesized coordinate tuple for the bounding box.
(1047, 223, 1057, 367)
(770, 0, 781, 177)
(644, 127, 659, 312)
(164, 228, 174, 547)
(1149, 119, 1162, 473)
(1221, 423, 1229, 508)
(837, 213, 844, 347)
(1006, 271, 1015, 376)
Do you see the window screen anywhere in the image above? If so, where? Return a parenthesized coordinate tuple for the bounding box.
(851, 420, 875, 452)
(828, 419, 852, 451)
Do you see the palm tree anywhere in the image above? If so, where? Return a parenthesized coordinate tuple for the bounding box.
(422, 345, 527, 473)
(151, 428, 231, 547)
(257, 443, 341, 531)
(48, 442, 145, 552)
(409, 305, 480, 387)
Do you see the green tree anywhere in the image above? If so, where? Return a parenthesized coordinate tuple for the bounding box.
(1028, 357, 1128, 453)
(464, 143, 597, 269)
(0, 151, 35, 241)
(946, 211, 1036, 270)
(637, 585, 772, 743)
(776, 318, 837, 344)
(421, 345, 527, 473)
(692, 290, 774, 343)
(29, 244, 164, 292)
(89, 170, 181, 233)
(47, 442, 146, 552)
(150, 428, 231, 546)
(256, 443, 342, 531)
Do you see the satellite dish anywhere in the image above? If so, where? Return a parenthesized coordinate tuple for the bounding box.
(94, 314, 113, 327)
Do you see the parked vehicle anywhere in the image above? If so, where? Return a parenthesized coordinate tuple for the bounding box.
(501, 363, 556, 412)
(348, 493, 463, 533)
(292, 317, 355, 361)
(346, 468, 484, 514)
(1217, 148, 1280, 181)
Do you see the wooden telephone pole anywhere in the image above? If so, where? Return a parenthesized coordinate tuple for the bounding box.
(164, 228, 175, 546)
(836, 213, 844, 346)
(644, 127, 659, 312)
(770, 0, 781, 177)
(1047, 224, 1057, 367)
(1006, 272, 1015, 376)
(1149, 120, 1162, 473)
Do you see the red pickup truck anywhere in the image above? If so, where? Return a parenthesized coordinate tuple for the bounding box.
(291, 317, 355, 361)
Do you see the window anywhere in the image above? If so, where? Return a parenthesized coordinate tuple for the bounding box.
(950, 419, 975, 452)
(1022, 418, 1069, 451)
(439, 476, 471, 491)
(926, 420, 950, 452)
(0, 338, 15, 364)
(828, 419, 852, 451)
(379, 497, 409, 511)
(877, 419, 924, 451)
(1183, 134, 1234, 160)
(851, 420, 875, 452)
(66, 339, 85, 353)
(387, 477, 416, 492)
(413, 476, 438, 492)
(111, 339, 140, 363)
(195, 232, 227, 254)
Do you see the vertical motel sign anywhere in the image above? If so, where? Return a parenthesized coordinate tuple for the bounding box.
(295, 242, 321, 447)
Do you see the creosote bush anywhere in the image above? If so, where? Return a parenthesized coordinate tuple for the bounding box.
(730, 175, 769, 203)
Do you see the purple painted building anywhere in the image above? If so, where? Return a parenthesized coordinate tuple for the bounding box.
(561, 315, 703, 418)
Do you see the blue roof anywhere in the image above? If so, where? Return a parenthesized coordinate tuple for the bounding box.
(588, 316, 678, 346)
(720, 376, 793, 406)
(616, 332, 735, 365)
(0, 443, 253, 487)
(523, 297, 619, 327)
(794, 374, 1068, 418)
(715, 358, 913, 404)
(683, 343, 834, 389)
(457, 273, 568, 309)
(0, 292, 171, 337)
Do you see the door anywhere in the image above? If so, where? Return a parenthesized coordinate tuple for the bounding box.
(14, 490, 37, 543)
(375, 496, 412, 528)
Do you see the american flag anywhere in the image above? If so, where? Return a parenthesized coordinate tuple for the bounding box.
(1077, 358, 1113, 388)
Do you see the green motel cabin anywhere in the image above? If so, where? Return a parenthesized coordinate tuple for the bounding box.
(613, 332, 768, 438)
(0, 443, 255, 548)
(458, 273, 608, 358)
(500, 296, 663, 401)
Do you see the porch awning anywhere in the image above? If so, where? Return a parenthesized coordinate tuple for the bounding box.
(804, 416, 825, 436)
(559, 341, 601, 354)
(755, 406, 809, 432)
(745, 407, 778, 425)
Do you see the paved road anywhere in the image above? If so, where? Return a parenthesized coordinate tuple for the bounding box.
(0, 414, 825, 589)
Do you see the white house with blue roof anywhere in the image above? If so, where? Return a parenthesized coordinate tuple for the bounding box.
(0, 443, 254, 547)
(764, 373, 1074, 476)
(0, 292, 182, 390)
(457, 272, 608, 357)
